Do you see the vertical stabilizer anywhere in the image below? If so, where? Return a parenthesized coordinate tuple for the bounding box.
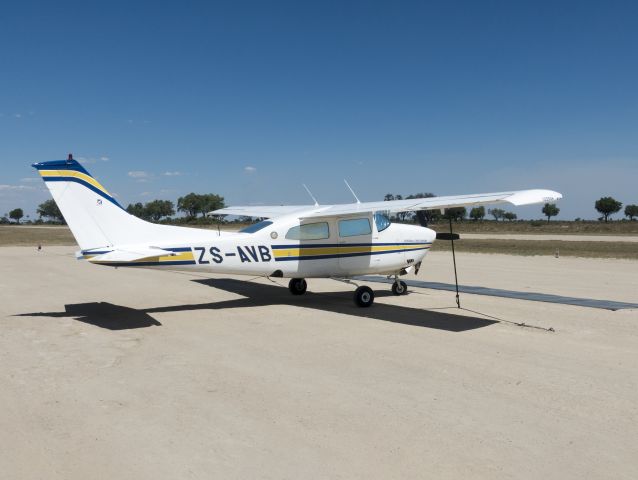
(33, 155, 215, 251)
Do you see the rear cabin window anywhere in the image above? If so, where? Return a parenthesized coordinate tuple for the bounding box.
(339, 218, 372, 237)
(285, 222, 330, 240)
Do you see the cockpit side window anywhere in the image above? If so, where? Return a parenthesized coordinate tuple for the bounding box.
(374, 212, 391, 232)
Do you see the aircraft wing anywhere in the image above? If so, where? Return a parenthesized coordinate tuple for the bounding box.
(211, 189, 561, 220)
(299, 189, 562, 219)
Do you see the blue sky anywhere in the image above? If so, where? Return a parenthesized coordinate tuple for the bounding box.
(1, 0, 636, 220)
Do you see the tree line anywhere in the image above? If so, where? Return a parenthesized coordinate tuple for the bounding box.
(1, 193, 225, 225)
(2, 193, 637, 225)
(125, 193, 225, 222)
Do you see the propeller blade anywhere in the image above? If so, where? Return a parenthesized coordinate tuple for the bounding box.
(436, 232, 460, 241)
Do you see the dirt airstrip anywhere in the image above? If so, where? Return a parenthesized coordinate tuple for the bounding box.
(0, 246, 636, 479)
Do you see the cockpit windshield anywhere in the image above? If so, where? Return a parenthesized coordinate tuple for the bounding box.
(239, 220, 273, 234)
(374, 212, 391, 232)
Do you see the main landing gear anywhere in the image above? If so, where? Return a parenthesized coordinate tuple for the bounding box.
(288, 278, 307, 295)
(354, 286, 374, 307)
(287, 276, 406, 308)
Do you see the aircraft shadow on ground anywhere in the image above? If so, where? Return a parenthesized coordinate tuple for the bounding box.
(16, 278, 497, 332)
(15, 302, 162, 330)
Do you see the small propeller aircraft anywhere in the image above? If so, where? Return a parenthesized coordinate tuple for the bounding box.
(33, 156, 562, 307)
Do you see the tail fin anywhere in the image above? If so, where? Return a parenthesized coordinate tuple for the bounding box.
(33, 156, 210, 251)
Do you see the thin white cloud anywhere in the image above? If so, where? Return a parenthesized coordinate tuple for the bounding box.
(14, 113, 22, 118)
(139, 191, 152, 197)
(128, 171, 150, 178)
(77, 155, 110, 164)
(244, 166, 257, 174)
(162, 171, 182, 176)
(0, 184, 35, 194)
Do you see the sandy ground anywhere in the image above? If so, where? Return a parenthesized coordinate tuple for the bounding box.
(460, 233, 638, 242)
(0, 246, 636, 480)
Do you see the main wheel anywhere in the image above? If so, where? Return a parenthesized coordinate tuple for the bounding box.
(392, 280, 408, 296)
(354, 286, 374, 307)
(288, 278, 307, 295)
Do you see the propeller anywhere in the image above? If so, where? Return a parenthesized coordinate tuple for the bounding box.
(436, 232, 460, 241)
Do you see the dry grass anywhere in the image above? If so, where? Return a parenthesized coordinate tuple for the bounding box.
(0, 226, 76, 246)
(426, 220, 638, 235)
(432, 238, 638, 260)
(3, 225, 637, 259)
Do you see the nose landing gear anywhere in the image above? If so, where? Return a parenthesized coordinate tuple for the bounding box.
(391, 280, 408, 296)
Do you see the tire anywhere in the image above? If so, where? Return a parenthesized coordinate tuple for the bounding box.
(288, 278, 307, 295)
(354, 286, 374, 307)
(392, 280, 408, 296)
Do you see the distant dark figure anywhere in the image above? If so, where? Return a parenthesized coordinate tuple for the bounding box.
(37, 244, 42, 251)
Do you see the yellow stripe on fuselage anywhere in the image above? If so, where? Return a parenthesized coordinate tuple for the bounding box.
(38, 169, 111, 196)
(272, 244, 430, 258)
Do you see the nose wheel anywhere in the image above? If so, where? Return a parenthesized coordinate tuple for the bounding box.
(392, 280, 408, 296)
(288, 278, 307, 295)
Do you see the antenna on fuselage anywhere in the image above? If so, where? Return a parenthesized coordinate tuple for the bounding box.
(343, 179, 361, 204)
(302, 184, 319, 206)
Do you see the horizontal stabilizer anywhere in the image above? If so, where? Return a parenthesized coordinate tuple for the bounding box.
(88, 247, 177, 263)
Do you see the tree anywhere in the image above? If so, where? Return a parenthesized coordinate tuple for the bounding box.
(37, 199, 65, 223)
(177, 193, 204, 218)
(383, 194, 395, 202)
(469, 206, 485, 221)
(0, 216, 9, 224)
(199, 193, 225, 217)
(9, 208, 24, 224)
(488, 208, 505, 221)
(177, 193, 225, 218)
(503, 211, 518, 221)
(144, 200, 175, 222)
(405, 193, 438, 225)
(443, 207, 466, 221)
(126, 202, 149, 220)
(542, 203, 559, 223)
(624, 204, 638, 221)
(595, 197, 622, 222)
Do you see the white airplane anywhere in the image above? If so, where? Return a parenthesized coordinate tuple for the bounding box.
(33, 155, 561, 307)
